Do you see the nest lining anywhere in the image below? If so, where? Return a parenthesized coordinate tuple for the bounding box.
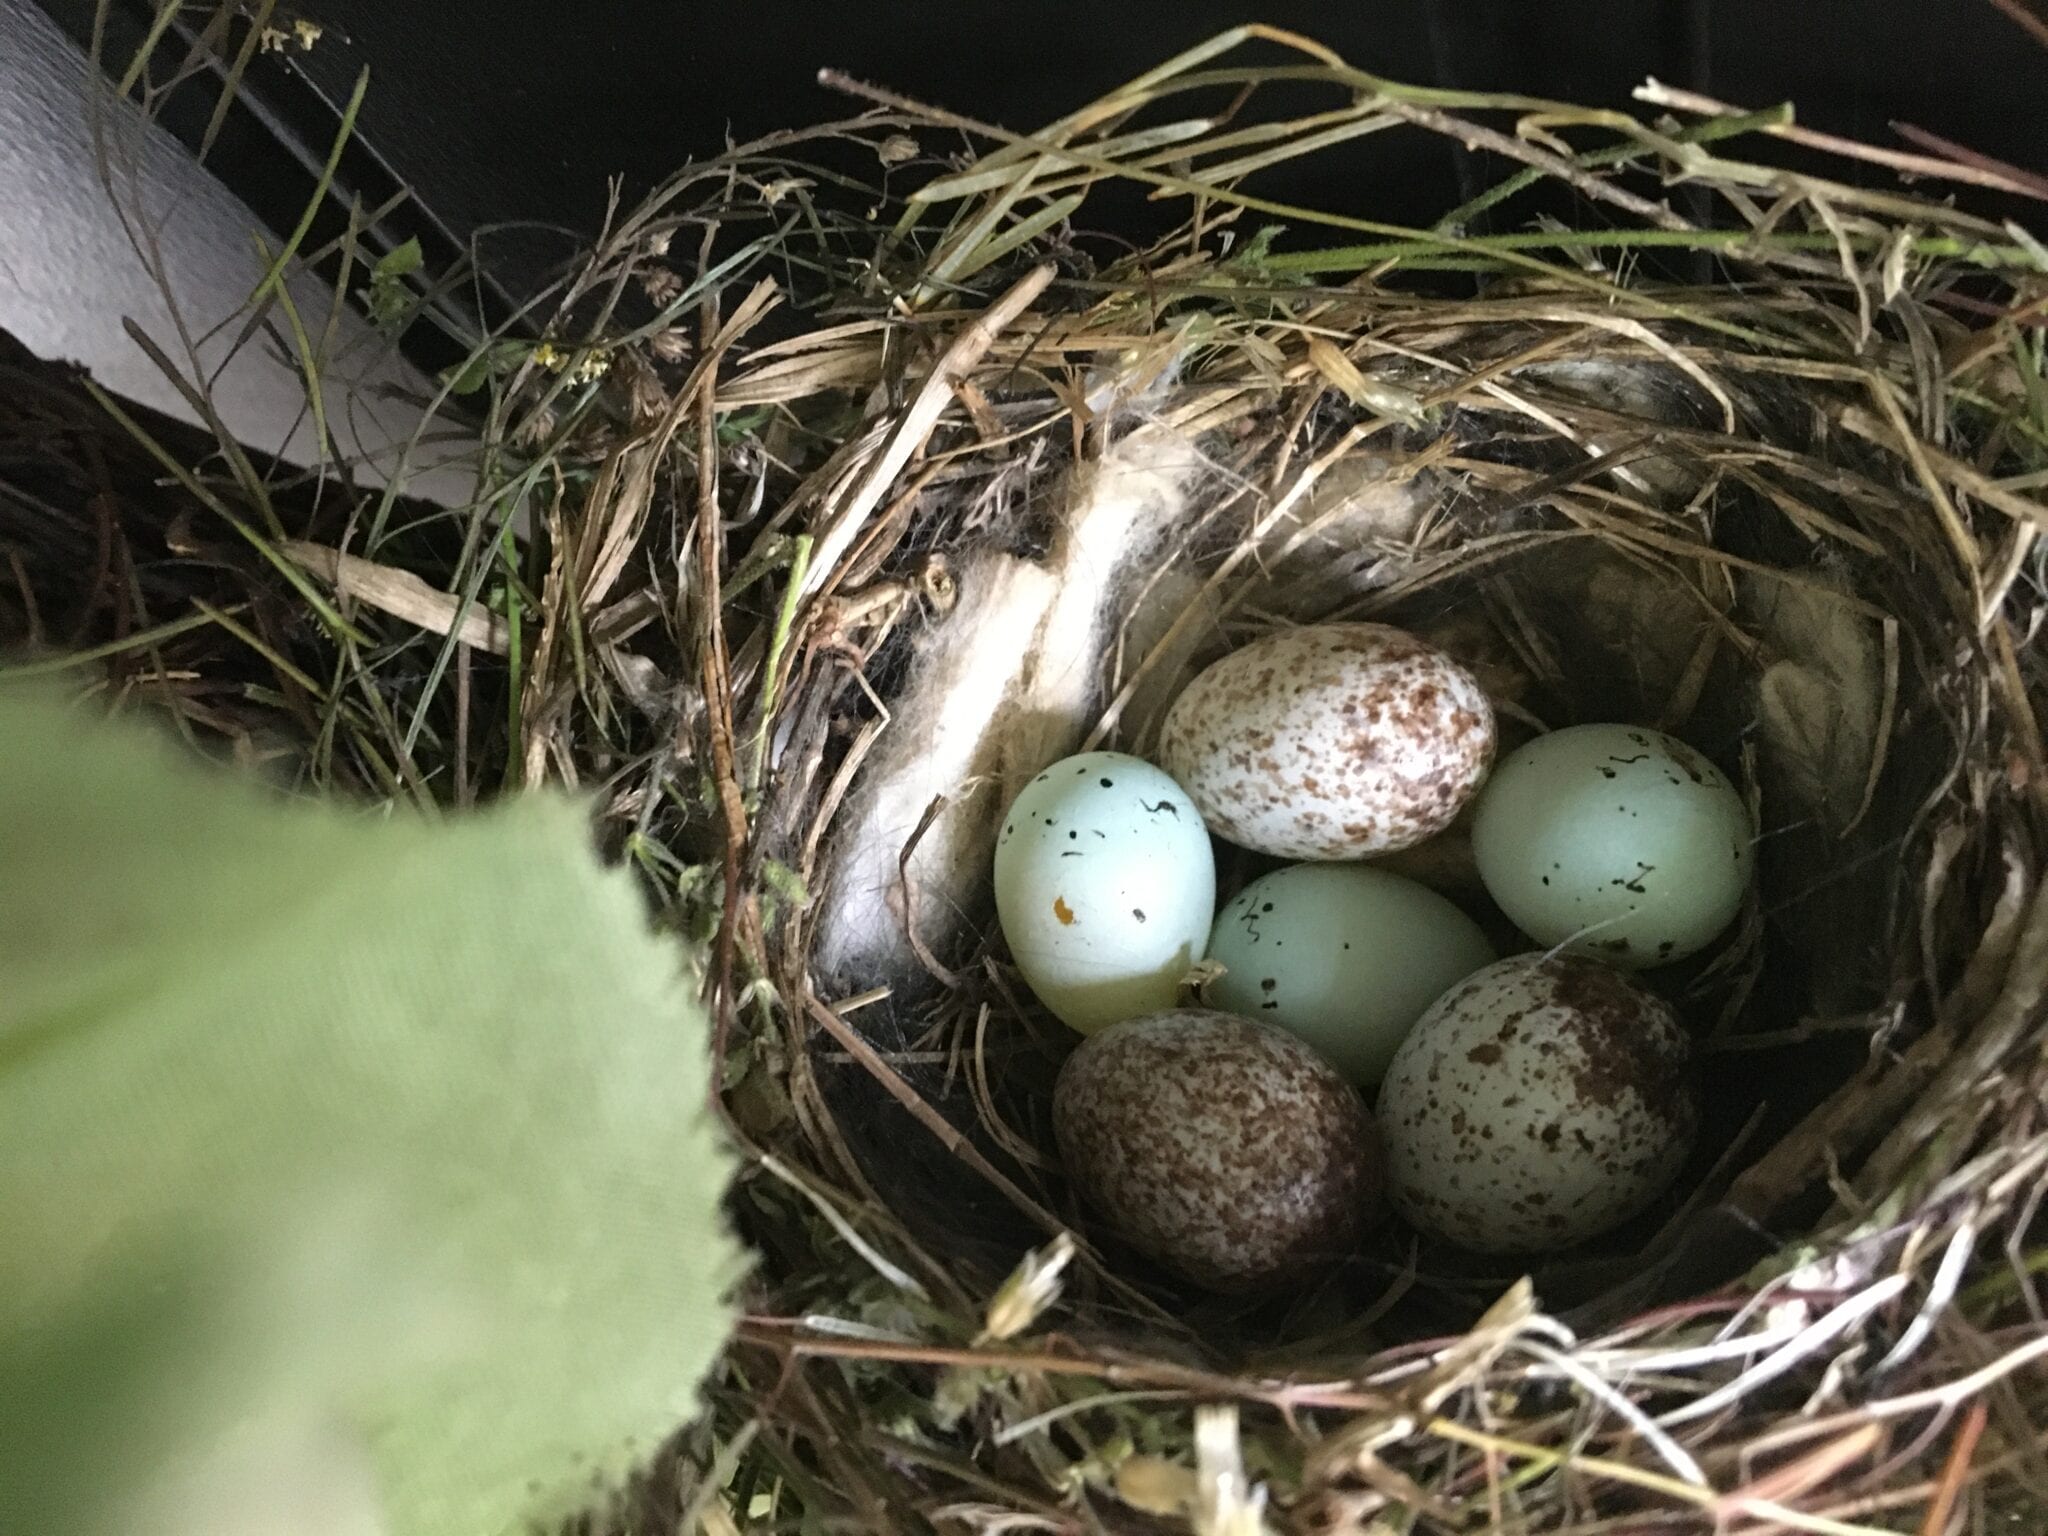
(10, 24, 2048, 1534)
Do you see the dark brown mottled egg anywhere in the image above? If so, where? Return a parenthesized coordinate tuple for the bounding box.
(1159, 624, 1495, 860)
(1052, 1008, 1380, 1292)
(1376, 954, 1698, 1252)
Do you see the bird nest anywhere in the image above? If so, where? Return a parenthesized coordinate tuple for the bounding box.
(9, 25, 2048, 1535)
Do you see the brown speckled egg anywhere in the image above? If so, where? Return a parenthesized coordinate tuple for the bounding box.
(1159, 624, 1495, 860)
(1376, 955, 1698, 1253)
(1053, 1009, 1380, 1292)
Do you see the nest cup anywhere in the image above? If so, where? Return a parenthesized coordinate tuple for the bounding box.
(802, 317, 2014, 1314)
(759, 263, 2048, 1511)
(728, 43, 2048, 1528)
(15, 23, 2048, 1531)
(772, 337, 2048, 1518)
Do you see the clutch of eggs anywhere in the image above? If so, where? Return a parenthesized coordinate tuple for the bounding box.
(986, 628, 1743, 1278)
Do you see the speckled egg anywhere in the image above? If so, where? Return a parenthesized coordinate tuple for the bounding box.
(1376, 955, 1698, 1252)
(994, 752, 1216, 1035)
(1053, 1009, 1380, 1291)
(1206, 864, 1494, 1086)
(1471, 724, 1753, 969)
(1159, 624, 1495, 860)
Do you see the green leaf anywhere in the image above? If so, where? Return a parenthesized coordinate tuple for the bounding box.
(373, 237, 425, 282)
(440, 339, 530, 397)
(362, 238, 425, 334)
(716, 405, 775, 444)
(0, 694, 743, 1536)
(442, 351, 494, 396)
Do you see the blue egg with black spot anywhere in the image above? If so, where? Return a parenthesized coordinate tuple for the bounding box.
(994, 752, 1215, 1035)
(1472, 724, 1753, 969)
(1206, 864, 1493, 1085)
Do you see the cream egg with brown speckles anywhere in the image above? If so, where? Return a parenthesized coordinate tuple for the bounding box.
(1053, 1008, 1381, 1292)
(1160, 624, 1495, 861)
(1376, 955, 1698, 1252)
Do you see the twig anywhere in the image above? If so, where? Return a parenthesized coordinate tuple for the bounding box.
(698, 269, 753, 1099)
(282, 541, 509, 654)
(1635, 78, 2048, 202)
(800, 996, 1069, 1242)
(1986, 0, 2048, 52)
(1916, 1398, 1989, 1536)
(1889, 121, 2048, 201)
(797, 263, 1055, 602)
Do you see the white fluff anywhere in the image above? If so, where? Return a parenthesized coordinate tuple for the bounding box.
(814, 426, 1203, 986)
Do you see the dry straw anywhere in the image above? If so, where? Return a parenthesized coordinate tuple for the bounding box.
(7, 20, 2048, 1535)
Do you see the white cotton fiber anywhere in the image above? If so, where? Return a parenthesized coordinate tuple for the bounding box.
(813, 426, 1204, 987)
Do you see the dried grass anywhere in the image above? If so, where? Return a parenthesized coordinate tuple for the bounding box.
(6, 19, 2048, 1535)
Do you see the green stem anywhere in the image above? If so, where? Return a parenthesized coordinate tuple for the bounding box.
(0, 606, 228, 679)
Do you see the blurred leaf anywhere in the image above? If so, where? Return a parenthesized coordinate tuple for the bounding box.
(372, 237, 425, 281)
(440, 339, 531, 397)
(717, 405, 775, 444)
(0, 694, 742, 1536)
(362, 237, 424, 334)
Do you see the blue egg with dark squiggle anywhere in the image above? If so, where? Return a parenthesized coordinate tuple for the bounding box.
(1472, 724, 1753, 969)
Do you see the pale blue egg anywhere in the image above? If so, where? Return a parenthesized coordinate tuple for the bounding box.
(994, 753, 1215, 1034)
(1207, 864, 1493, 1084)
(1472, 724, 1753, 969)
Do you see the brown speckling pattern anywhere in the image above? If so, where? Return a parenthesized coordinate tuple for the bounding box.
(1160, 624, 1495, 860)
(1053, 1009, 1381, 1292)
(1375, 954, 1698, 1254)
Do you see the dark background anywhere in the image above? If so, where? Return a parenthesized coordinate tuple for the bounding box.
(131, 2, 2048, 294)
(309, 2, 2048, 258)
(27, 1, 2048, 307)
